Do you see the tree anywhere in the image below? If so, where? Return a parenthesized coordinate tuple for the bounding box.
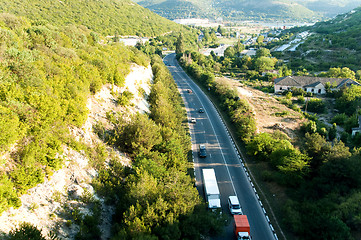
(115, 113, 162, 156)
(255, 48, 271, 58)
(176, 33, 184, 54)
(234, 40, 245, 56)
(224, 46, 235, 58)
(325, 67, 356, 79)
(254, 56, 277, 72)
(216, 25, 224, 35)
(256, 35, 264, 45)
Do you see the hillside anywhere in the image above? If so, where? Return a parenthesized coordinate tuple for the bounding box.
(0, 0, 181, 36)
(277, 7, 361, 71)
(0, 64, 153, 239)
(134, 0, 322, 21)
(293, 0, 361, 17)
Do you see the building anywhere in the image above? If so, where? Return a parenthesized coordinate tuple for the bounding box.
(352, 116, 361, 136)
(274, 76, 360, 94)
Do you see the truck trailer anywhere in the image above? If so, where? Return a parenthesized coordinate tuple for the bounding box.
(234, 214, 251, 239)
(202, 168, 221, 209)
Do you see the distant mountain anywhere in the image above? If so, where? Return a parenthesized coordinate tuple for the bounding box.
(133, 0, 323, 21)
(293, 0, 361, 18)
(0, 0, 180, 36)
(134, 0, 214, 19)
(215, 0, 320, 21)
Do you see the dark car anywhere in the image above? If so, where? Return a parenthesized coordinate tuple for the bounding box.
(187, 89, 192, 93)
(199, 108, 204, 113)
(199, 144, 207, 158)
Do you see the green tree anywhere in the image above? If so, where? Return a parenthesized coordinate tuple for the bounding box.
(115, 113, 162, 156)
(254, 56, 277, 72)
(255, 48, 271, 58)
(224, 46, 235, 58)
(256, 35, 264, 45)
(216, 25, 224, 35)
(176, 33, 185, 54)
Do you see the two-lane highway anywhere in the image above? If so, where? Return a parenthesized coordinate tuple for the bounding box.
(164, 53, 276, 240)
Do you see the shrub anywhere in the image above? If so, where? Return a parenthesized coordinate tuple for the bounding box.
(297, 95, 305, 104)
(8, 222, 46, 240)
(290, 87, 306, 96)
(274, 111, 289, 117)
(0, 175, 21, 214)
(332, 113, 348, 125)
(117, 90, 134, 106)
(306, 99, 326, 113)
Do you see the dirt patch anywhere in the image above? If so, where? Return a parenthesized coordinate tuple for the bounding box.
(217, 77, 306, 139)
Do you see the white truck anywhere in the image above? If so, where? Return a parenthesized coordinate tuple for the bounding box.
(202, 168, 221, 209)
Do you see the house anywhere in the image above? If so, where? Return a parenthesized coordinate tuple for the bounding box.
(352, 116, 361, 136)
(274, 76, 360, 94)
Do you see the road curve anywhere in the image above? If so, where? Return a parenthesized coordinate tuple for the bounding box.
(164, 53, 276, 240)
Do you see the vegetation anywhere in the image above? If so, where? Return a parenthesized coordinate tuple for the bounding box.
(134, 0, 323, 22)
(0, 0, 182, 36)
(8, 222, 54, 240)
(93, 55, 226, 239)
(0, 13, 149, 214)
(176, 32, 361, 238)
(279, 7, 361, 72)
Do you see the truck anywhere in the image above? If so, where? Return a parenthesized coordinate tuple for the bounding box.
(234, 214, 251, 240)
(202, 168, 221, 209)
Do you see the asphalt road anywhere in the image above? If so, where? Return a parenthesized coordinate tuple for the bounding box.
(164, 53, 276, 240)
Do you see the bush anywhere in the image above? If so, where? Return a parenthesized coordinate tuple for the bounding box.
(306, 98, 326, 113)
(332, 113, 348, 125)
(290, 87, 306, 96)
(297, 95, 305, 104)
(274, 111, 289, 117)
(0, 175, 21, 214)
(117, 90, 134, 106)
(8, 222, 46, 240)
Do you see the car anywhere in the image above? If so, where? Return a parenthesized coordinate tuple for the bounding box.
(228, 196, 243, 215)
(199, 144, 207, 158)
(187, 89, 192, 93)
(191, 118, 196, 123)
(199, 107, 204, 113)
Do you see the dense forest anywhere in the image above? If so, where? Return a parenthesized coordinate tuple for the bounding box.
(0, 0, 181, 36)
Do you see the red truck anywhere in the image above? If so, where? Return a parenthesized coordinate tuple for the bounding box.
(234, 215, 251, 239)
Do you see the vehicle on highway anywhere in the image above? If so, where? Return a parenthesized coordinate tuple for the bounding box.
(187, 89, 192, 93)
(198, 144, 207, 158)
(234, 215, 251, 240)
(191, 118, 196, 123)
(199, 107, 204, 113)
(202, 168, 221, 210)
(228, 196, 243, 215)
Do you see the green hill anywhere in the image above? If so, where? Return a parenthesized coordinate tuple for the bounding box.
(0, 0, 180, 36)
(294, 0, 361, 18)
(216, 0, 320, 21)
(282, 7, 361, 71)
(134, 0, 322, 22)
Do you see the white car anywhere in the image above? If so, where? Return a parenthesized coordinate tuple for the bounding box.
(228, 196, 243, 215)
(191, 118, 196, 123)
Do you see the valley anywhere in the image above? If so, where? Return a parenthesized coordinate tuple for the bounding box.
(1, 0, 361, 240)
